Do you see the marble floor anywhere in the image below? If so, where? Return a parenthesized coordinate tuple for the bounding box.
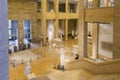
(48, 69, 95, 80)
(9, 39, 78, 80)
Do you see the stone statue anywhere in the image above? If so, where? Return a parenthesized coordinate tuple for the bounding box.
(72, 30, 74, 36)
(60, 32, 63, 40)
(49, 29, 52, 40)
(25, 62, 31, 75)
(60, 48, 65, 67)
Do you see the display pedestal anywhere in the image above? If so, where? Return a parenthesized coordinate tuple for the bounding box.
(27, 73, 36, 80)
(57, 65, 64, 71)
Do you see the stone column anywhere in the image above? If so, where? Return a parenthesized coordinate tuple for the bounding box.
(91, 23, 99, 59)
(55, 0, 59, 38)
(37, 19, 41, 39)
(46, 0, 49, 12)
(41, 0, 47, 44)
(104, 0, 109, 7)
(65, 0, 68, 40)
(31, 19, 38, 43)
(0, 0, 9, 80)
(78, 0, 88, 57)
(113, 0, 120, 59)
(91, 0, 100, 59)
(66, 0, 68, 13)
(18, 19, 24, 44)
(65, 19, 68, 40)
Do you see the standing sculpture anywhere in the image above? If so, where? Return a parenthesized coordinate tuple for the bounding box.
(60, 47, 65, 70)
(25, 62, 31, 75)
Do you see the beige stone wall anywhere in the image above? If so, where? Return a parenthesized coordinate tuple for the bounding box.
(113, 0, 120, 59)
(8, 0, 37, 19)
(85, 7, 114, 23)
(8, 0, 37, 11)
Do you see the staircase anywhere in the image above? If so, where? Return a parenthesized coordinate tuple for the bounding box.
(65, 58, 120, 74)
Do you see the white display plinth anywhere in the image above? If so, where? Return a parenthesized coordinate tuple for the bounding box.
(27, 73, 36, 80)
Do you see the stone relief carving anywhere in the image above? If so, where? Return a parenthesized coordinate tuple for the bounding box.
(101, 41, 113, 51)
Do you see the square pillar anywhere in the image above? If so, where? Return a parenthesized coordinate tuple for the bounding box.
(91, 23, 99, 59)
(65, 0, 68, 40)
(41, 0, 47, 44)
(55, 0, 59, 38)
(113, 0, 120, 59)
(18, 19, 24, 44)
(32, 19, 38, 43)
(78, 0, 88, 58)
(66, 0, 68, 13)
(65, 19, 68, 40)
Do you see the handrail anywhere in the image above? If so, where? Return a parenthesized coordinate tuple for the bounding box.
(65, 58, 120, 74)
